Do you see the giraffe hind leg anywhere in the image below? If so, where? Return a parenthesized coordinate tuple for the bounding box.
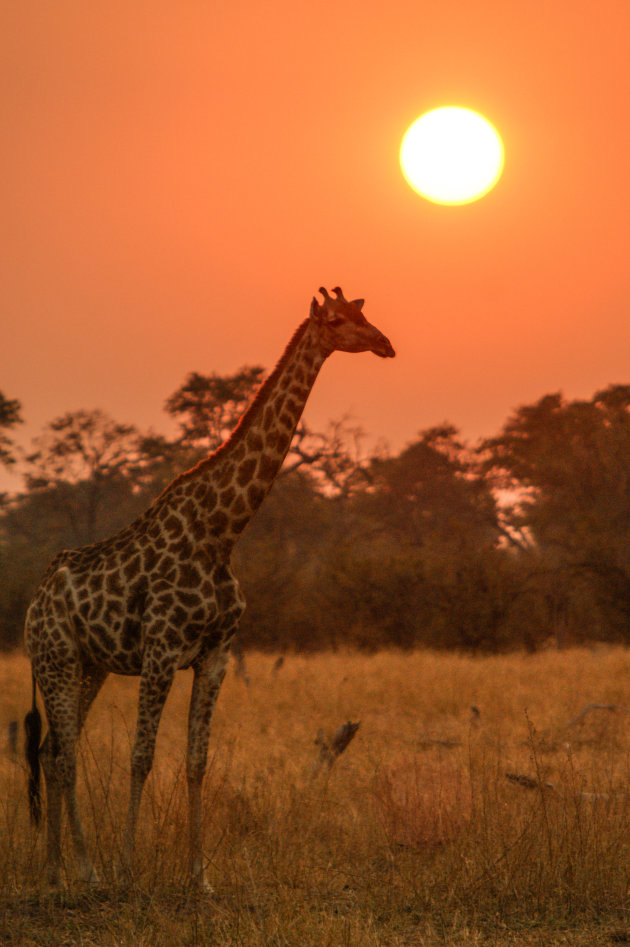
(67, 664, 109, 883)
(38, 660, 107, 885)
(39, 729, 63, 886)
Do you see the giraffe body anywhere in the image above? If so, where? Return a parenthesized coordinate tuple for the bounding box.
(24, 287, 394, 888)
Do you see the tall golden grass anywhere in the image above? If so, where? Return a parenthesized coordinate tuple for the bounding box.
(2, 646, 630, 945)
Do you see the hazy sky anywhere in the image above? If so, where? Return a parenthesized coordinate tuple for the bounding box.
(2, 1, 630, 479)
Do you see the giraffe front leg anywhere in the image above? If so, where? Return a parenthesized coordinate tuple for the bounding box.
(117, 653, 175, 884)
(187, 647, 230, 891)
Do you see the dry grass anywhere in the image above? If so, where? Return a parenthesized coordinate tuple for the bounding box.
(2, 646, 630, 945)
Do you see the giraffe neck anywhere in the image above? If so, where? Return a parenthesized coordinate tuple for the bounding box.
(157, 318, 326, 546)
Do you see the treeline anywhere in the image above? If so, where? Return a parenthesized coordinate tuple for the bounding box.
(2, 378, 630, 653)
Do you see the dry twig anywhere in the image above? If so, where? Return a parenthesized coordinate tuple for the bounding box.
(312, 720, 360, 775)
(565, 703, 626, 729)
(505, 771, 555, 792)
(505, 771, 610, 801)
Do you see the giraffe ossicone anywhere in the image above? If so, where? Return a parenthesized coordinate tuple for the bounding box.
(24, 287, 394, 889)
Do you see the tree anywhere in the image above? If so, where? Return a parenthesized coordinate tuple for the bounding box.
(0, 391, 22, 469)
(481, 385, 630, 640)
(0, 409, 146, 647)
(24, 409, 143, 546)
(355, 425, 500, 550)
(235, 470, 335, 650)
(284, 415, 383, 497)
(165, 366, 265, 453)
(303, 425, 527, 652)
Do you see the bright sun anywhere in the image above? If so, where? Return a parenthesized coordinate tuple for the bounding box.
(400, 106, 504, 205)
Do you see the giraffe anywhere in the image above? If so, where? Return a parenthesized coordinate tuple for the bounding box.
(24, 286, 395, 889)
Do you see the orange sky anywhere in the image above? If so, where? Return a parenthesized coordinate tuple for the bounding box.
(2, 1, 630, 481)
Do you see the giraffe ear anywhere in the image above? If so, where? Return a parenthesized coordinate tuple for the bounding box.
(310, 296, 322, 321)
(351, 298, 365, 311)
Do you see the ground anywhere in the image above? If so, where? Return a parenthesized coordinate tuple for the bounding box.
(1, 647, 630, 945)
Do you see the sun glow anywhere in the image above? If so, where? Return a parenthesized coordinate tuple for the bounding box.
(400, 107, 504, 205)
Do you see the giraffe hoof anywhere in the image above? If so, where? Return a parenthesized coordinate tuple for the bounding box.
(191, 870, 214, 896)
(46, 866, 62, 888)
(78, 864, 101, 886)
(114, 858, 133, 886)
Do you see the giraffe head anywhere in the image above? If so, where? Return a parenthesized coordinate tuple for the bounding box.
(309, 287, 395, 359)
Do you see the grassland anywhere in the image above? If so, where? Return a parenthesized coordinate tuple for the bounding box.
(2, 646, 630, 945)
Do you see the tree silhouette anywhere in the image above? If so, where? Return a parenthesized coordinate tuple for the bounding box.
(25, 409, 142, 546)
(0, 391, 22, 469)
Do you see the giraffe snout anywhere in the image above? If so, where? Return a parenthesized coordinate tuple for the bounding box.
(371, 332, 396, 359)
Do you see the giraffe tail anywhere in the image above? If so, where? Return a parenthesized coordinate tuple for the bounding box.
(24, 670, 42, 825)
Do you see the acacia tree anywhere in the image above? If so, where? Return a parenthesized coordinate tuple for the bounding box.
(165, 366, 265, 452)
(24, 409, 143, 546)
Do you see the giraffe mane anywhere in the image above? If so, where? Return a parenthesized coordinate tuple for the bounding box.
(159, 318, 311, 497)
